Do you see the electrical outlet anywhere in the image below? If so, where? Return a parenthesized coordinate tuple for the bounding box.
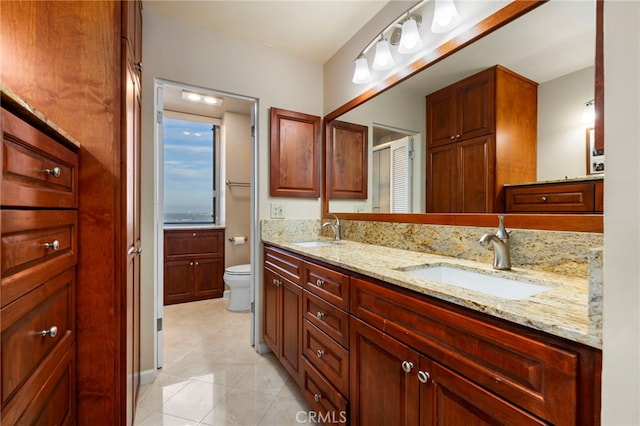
(354, 206, 365, 213)
(270, 203, 285, 219)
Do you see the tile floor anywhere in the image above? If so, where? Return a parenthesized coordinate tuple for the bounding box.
(134, 298, 313, 425)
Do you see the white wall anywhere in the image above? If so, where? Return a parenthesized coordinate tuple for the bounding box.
(140, 11, 323, 372)
(602, 1, 640, 424)
(537, 66, 595, 181)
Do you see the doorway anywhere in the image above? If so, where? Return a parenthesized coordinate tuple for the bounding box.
(154, 79, 258, 368)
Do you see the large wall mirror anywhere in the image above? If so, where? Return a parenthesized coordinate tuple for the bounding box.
(323, 0, 603, 232)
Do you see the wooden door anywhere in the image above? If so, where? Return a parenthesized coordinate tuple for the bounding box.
(457, 71, 494, 140)
(193, 257, 224, 299)
(350, 317, 419, 426)
(280, 279, 303, 385)
(457, 135, 494, 212)
(426, 89, 457, 147)
(426, 144, 456, 212)
(263, 268, 281, 354)
(164, 260, 193, 305)
(327, 120, 368, 199)
(419, 356, 546, 426)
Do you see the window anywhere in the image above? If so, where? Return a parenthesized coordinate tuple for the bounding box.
(163, 117, 217, 223)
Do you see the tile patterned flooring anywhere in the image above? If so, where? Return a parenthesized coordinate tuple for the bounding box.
(134, 298, 313, 425)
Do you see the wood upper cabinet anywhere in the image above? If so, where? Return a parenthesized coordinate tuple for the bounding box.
(327, 120, 368, 199)
(164, 228, 225, 305)
(270, 107, 321, 198)
(426, 65, 537, 213)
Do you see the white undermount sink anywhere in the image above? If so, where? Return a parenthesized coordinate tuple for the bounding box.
(400, 265, 548, 300)
(293, 241, 334, 248)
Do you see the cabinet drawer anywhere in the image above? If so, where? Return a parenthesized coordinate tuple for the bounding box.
(504, 182, 597, 213)
(1, 343, 75, 426)
(264, 245, 302, 285)
(164, 229, 224, 258)
(302, 319, 349, 397)
(1, 108, 78, 209)
(351, 277, 578, 426)
(301, 358, 348, 425)
(1, 267, 74, 407)
(303, 261, 349, 310)
(1, 210, 77, 307)
(303, 290, 349, 348)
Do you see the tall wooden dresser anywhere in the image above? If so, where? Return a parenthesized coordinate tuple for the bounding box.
(1, 88, 79, 424)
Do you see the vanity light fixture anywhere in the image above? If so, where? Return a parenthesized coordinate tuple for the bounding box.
(582, 99, 595, 126)
(351, 0, 461, 84)
(431, 0, 461, 33)
(181, 90, 223, 106)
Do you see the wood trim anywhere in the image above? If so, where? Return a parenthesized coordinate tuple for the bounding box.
(321, 0, 604, 233)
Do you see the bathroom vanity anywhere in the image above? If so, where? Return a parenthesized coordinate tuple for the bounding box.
(262, 238, 601, 425)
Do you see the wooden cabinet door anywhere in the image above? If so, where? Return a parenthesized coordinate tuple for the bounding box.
(457, 71, 494, 140)
(193, 257, 224, 299)
(263, 268, 280, 355)
(456, 135, 494, 213)
(280, 279, 303, 385)
(420, 357, 546, 426)
(350, 317, 419, 426)
(269, 107, 321, 198)
(327, 120, 368, 199)
(426, 144, 456, 213)
(164, 259, 193, 305)
(426, 90, 457, 147)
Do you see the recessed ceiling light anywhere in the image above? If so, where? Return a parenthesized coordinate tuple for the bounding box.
(182, 90, 223, 106)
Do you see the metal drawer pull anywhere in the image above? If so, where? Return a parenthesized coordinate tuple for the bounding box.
(44, 167, 61, 178)
(314, 393, 322, 402)
(541, 196, 548, 202)
(401, 360, 414, 373)
(41, 326, 58, 338)
(316, 311, 325, 319)
(450, 135, 455, 140)
(190, 261, 194, 266)
(315, 279, 324, 287)
(418, 370, 430, 383)
(272, 278, 282, 286)
(43, 240, 60, 251)
(316, 349, 324, 358)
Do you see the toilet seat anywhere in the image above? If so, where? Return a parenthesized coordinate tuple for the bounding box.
(224, 264, 251, 276)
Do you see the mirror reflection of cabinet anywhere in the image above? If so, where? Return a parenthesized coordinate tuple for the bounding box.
(426, 66, 537, 213)
(327, 120, 368, 200)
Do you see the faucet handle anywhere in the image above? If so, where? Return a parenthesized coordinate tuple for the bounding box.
(495, 215, 509, 241)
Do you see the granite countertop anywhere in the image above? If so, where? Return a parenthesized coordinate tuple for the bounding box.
(163, 224, 226, 230)
(263, 237, 600, 349)
(504, 175, 604, 187)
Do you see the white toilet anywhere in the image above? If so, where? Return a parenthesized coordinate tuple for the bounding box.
(223, 264, 251, 311)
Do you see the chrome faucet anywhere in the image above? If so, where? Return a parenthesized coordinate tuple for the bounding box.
(479, 215, 511, 270)
(321, 213, 340, 241)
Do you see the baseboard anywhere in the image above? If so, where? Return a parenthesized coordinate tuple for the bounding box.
(139, 368, 157, 385)
(256, 342, 272, 355)
(223, 290, 230, 298)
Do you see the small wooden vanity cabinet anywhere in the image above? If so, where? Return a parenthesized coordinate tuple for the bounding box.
(263, 244, 601, 426)
(505, 178, 604, 213)
(1, 105, 79, 424)
(163, 228, 224, 305)
(426, 65, 538, 213)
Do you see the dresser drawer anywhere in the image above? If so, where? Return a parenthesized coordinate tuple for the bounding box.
(504, 181, 598, 213)
(1, 210, 77, 307)
(302, 319, 349, 397)
(164, 228, 224, 259)
(264, 245, 302, 285)
(1, 267, 74, 407)
(303, 260, 349, 310)
(303, 290, 349, 348)
(351, 277, 579, 426)
(1, 108, 78, 209)
(301, 358, 348, 425)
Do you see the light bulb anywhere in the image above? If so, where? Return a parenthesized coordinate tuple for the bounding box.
(398, 17, 422, 54)
(372, 38, 394, 70)
(352, 55, 372, 84)
(431, 0, 461, 33)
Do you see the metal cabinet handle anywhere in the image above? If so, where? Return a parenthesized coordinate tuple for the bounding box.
(456, 134, 461, 138)
(418, 370, 430, 383)
(190, 261, 194, 266)
(41, 326, 58, 338)
(316, 311, 325, 319)
(314, 393, 322, 402)
(136, 247, 143, 254)
(195, 261, 199, 266)
(541, 196, 548, 202)
(43, 240, 60, 251)
(316, 349, 324, 358)
(44, 167, 61, 178)
(450, 135, 455, 140)
(401, 360, 414, 373)
(272, 278, 282, 287)
(315, 279, 324, 287)
(192, 232, 196, 237)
